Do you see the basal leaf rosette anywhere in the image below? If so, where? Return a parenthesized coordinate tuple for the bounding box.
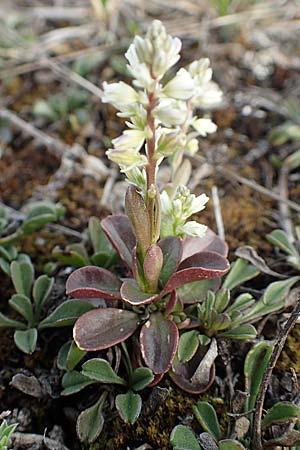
(66, 214, 229, 378)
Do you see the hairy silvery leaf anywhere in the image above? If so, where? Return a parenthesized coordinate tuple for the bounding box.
(101, 214, 136, 268)
(170, 425, 201, 450)
(66, 266, 122, 300)
(244, 341, 273, 413)
(74, 308, 139, 351)
(193, 401, 221, 442)
(76, 393, 106, 443)
(57, 340, 87, 371)
(0, 312, 26, 329)
(115, 390, 142, 424)
(235, 245, 284, 278)
(131, 368, 154, 391)
(261, 401, 299, 429)
(9, 294, 33, 324)
(219, 324, 257, 340)
(11, 259, 34, 297)
(39, 299, 94, 329)
(140, 312, 179, 374)
(33, 275, 54, 319)
(14, 328, 37, 354)
(223, 258, 259, 291)
(61, 371, 96, 396)
(81, 358, 126, 385)
(22, 201, 64, 234)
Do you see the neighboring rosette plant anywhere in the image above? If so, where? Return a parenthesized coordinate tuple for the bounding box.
(65, 21, 229, 389)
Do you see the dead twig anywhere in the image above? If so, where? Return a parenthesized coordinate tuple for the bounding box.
(211, 185, 225, 240)
(252, 297, 300, 450)
(11, 432, 71, 450)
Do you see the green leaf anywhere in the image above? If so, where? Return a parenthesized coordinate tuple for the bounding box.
(223, 259, 259, 290)
(52, 244, 90, 268)
(22, 202, 64, 234)
(170, 425, 201, 450)
(177, 279, 217, 303)
(33, 275, 54, 314)
(81, 358, 126, 385)
(57, 340, 87, 371)
(266, 229, 298, 257)
(178, 331, 200, 363)
(39, 299, 94, 329)
(61, 371, 96, 396)
(244, 341, 273, 413)
(89, 217, 112, 254)
(219, 324, 257, 340)
(33, 99, 56, 120)
(0, 257, 10, 275)
(14, 328, 37, 354)
(262, 402, 299, 429)
(9, 294, 34, 324)
(115, 390, 142, 424)
(263, 277, 299, 305)
(219, 440, 247, 450)
(76, 393, 106, 443)
(193, 401, 221, 441)
(0, 312, 26, 329)
(131, 367, 154, 391)
(11, 259, 34, 297)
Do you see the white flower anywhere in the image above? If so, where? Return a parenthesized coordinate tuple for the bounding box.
(186, 138, 198, 155)
(112, 129, 146, 152)
(189, 59, 212, 84)
(125, 44, 154, 90)
(188, 58, 223, 108)
(124, 167, 147, 191)
(153, 99, 187, 127)
(180, 221, 207, 237)
(162, 68, 194, 100)
(188, 193, 209, 215)
(102, 81, 140, 108)
(106, 148, 147, 170)
(160, 190, 172, 215)
(191, 118, 217, 136)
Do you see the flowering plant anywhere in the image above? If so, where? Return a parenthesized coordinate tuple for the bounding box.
(65, 21, 229, 397)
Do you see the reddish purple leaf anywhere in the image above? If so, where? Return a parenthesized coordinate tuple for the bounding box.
(101, 214, 136, 268)
(181, 229, 228, 262)
(74, 308, 139, 351)
(125, 186, 151, 257)
(148, 373, 164, 387)
(66, 266, 121, 300)
(162, 251, 230, 294)
(143, 244, 163, 292)
(158, 237, 183, 286)
(169, 361, 215, 394)
(120, 280, 159, 306)
(165, 290, 180, 316)
(140, 312, 179, 374)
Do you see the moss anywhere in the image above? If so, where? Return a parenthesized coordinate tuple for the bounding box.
(277, 324, 300, 372)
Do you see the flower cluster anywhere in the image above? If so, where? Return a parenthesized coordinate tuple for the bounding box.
(160, 187, 209, 237)
(102, 20, 222, 238)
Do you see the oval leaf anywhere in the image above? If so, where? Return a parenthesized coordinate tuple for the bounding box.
(170, 425, 201, 450)
(178, 331, 200, 363)
(193, 401, 221, 441)
(14, 328, 37, 354)
(219, 324, 257, 340)
(115, 390, 142, 424)
(158, 237, 183, 286)
(81, 358, 126, 385)
(39, 299, 95, 329)
(121, 279, 159, 306)
(219, 440, 247, 450)
(66, 266, 121, 300)
(140, 312, 179, 374)
(11, 260, 34, 297)
(262, 402, 299, 429)
(132, 367, 154, 391)
(181, 230, 228, 261)
(61, 371, 96, 396)
(74, 308, 139, 351)
(76, 394, 106, 443)
(9, 294, 33, 324)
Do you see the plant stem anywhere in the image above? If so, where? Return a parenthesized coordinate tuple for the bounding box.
(252, 297, 300, 450)
(145, 91, 158, 242)
(121, 341, 133, 382)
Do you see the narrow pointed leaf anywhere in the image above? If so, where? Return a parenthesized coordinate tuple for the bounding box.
(39, 299, 95, 329)
(61, 371, 96, 396)
(76, 394, 106, 443)
(81, 358, 126, 385)
(266, 229, 298, 257)
(14, 328, 37, 354)
(120, 279, 159, 306)
(158, 237, 182, 286)
(101, 214, 136, 268)
(33, 275, 54, 311)
(263, 276, 300, 306)
(170, 425, 201, 450)
(219, 324, 257, 340)
(74, 308, 139, 351)
(193, 401, 221, 441)
(66, 266, 121, 299)
(143, 244, 163, 291)
(163, 252, 229, 294)
(0, 312, 26, 329)
(262, 402, 299, 429)
(115, 390, 142, 424)
(244, 341, 273, 412)
(140, 312, 179, 374)
(223, 258, 259, 290)
(9, 294, 33, 323)
(178, 331, 200, 363)
(11, 260, 34, 297)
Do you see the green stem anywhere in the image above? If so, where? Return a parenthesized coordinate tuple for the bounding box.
(121, 341, 133, 382)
